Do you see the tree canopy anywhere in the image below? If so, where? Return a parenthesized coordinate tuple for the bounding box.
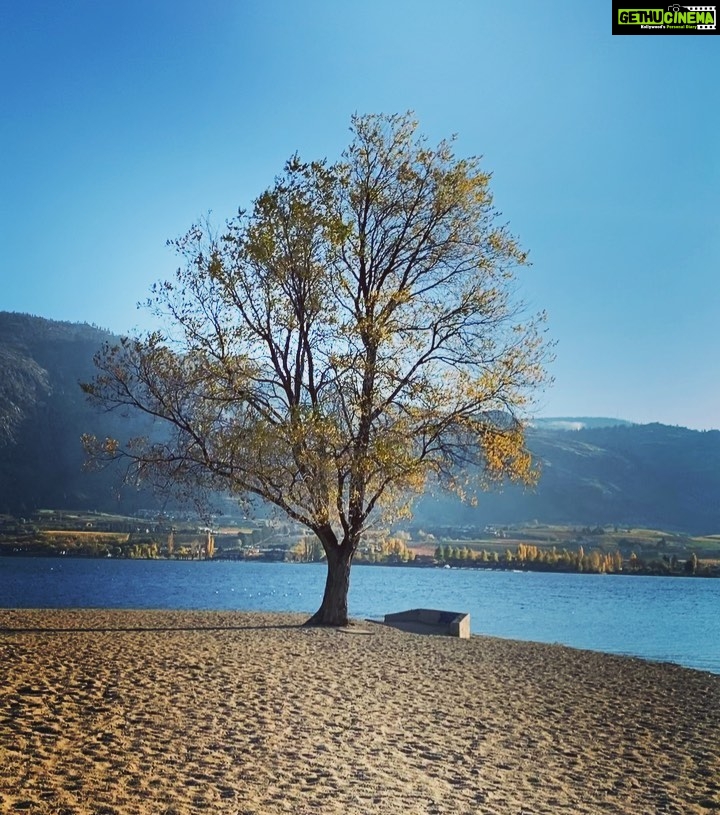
(83, 113, 551, 624)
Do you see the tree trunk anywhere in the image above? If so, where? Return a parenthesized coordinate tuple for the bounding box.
(305, 545, 353, 626)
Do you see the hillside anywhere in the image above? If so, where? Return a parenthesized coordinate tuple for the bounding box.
(0, 312, 158, 514)
(0, 312, 718, 532)
(414, 422, 720, 535)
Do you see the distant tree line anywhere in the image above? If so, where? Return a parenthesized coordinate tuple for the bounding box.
(433, 543, 715, 576)
(2, 520, 716, 577)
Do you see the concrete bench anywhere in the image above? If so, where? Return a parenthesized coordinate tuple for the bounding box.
(383, 608, 470, 638)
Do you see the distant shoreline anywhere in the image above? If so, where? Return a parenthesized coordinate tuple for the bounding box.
(2, 546, 718, 578)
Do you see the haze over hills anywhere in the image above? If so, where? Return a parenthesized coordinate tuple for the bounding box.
(0, 312, 718, 533)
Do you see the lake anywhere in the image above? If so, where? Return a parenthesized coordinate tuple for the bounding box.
(1, 557, 719, 674)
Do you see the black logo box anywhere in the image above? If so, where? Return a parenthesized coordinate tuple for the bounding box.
(612, 2, 719, 34)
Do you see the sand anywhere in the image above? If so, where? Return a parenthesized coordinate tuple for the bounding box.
(1, 609, 719, 815)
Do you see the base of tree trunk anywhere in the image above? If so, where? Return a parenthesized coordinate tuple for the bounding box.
(304, 550, 352, 627)
(302, 610, 350, 627)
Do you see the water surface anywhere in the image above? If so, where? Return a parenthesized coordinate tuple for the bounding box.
(1, 557, 718, 674)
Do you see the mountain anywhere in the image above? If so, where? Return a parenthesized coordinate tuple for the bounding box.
(527, 420, 720, 532)
(1, 312, 718, 533)
(0, 312, 158, 515)
(414, 420, 720, 535)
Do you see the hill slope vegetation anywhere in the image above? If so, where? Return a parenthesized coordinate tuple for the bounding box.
(414, 421, 720, 534)
(0, 312, 718, 532)
(0, 312, 156, 514)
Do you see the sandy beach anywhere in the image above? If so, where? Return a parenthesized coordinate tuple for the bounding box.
(1, 609, 719, 814)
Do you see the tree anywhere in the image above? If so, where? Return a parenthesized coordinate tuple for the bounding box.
(204, 530, 215, 559)
(291, 535, 324, 562)
(82, 113, 550, 626)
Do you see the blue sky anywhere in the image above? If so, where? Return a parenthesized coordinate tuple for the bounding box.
(1, 1, 718, 429)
